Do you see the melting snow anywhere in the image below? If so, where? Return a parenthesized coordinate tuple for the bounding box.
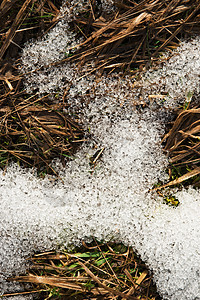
(1, 1, 200, 299)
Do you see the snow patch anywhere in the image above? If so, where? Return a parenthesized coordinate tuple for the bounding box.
(2, 0, 200, 299)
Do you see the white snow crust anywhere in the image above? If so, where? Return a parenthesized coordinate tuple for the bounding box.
(1, 1, 200, 299)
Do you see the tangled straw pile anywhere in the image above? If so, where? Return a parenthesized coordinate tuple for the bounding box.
(8, 241, 160, 299)
(162, 103, 200, 188)
(64, 0, 200, 73)
(0, 93, 84, 175)
(0, 0, 84, 175)
(0, 0, 62, 60)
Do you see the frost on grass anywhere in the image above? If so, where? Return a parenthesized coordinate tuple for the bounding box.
(2, 0, 200, 299)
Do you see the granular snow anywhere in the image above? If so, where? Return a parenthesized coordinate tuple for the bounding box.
(1, 1, 200, 299)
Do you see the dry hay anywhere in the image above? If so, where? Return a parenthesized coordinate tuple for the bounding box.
(64, 0, 200, 74)
(7, 240, 161, 299)
(0, 0, 84, 175)
(153, 96, 200, 190)
(0, 0, 62, 60)
(0, 91, 84, 175)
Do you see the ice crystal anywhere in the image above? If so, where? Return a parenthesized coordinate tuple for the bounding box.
(2, 0, 200, 299)
(136, 36, 200, 108)
(0, 108, 168, 296)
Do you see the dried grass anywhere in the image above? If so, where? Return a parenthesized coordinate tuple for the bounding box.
(0, 0, 84, 175)
(62, 0, 200, 74)
(0, 0, 61, 59)
(1, 1, 199, 297)
(156, 100, 200, 189)
(8, 240, 161, 299)
(1, 0, 200, 174)
(0, 89, 84, 175)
